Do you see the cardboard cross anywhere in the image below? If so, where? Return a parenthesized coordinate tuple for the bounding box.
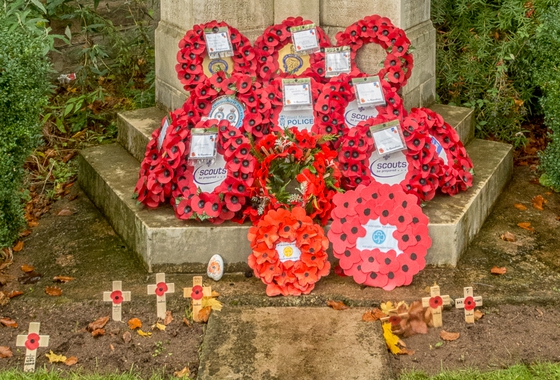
(103, 281, 131, 321)
(183, 276, 212, 322)
(147, 273, 175, 319)
(16, 322, 49, 372)
(455, 286, 483, 323)
(421, 285, 451, 327)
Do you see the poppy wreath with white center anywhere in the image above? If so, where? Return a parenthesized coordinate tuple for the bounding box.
(410, 107, 474, 196)
(335, 15, 414, 92)
(175, 21, 257, 91)
(247, 207, 331, 297)
(313, 74, 407, 148)
(246, 127, 341, 226)
(172, 119, 256, 224)
(134, 108, 193, 208)
(327, 182, 431, 291)
(254, 17, 331, 83)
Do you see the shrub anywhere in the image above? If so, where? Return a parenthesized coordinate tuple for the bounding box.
(0, 10, 52, 247)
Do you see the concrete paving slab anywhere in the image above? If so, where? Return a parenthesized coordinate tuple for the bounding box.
(198, 307, 395, 380)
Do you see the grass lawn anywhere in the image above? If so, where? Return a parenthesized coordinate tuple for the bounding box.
(400, 362, 560, 380)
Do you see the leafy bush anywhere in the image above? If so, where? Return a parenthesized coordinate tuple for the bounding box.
(0, 8, 52, 247)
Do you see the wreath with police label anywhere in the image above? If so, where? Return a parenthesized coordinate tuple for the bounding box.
(327, 182, 431, 290)
(175, 20, 257, 91)
(335, 15, 414, 92)
(253, 17, 331, 82)
(248, 207, 331, 296)
(172, 119, 256, 224)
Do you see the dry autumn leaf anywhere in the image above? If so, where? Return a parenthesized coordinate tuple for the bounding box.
(183, 317, 191, 327)
(123, 331, 132, 343)
(19, 230, 32, 238)
(491, 266, 507, 275)
(91, 329, 105, 337)
(474, 310, 484, 321)
(202, 297, 223, 311)
(0, 318, 17, 328)
(7, 290, 23, 298)
(517, 222, 535, 231)
(137, 329, 152, 337)
(399, 347, 415, 355)
(500, 231, 516, 242)
(88, 316, 109, 331)
(211, 290, 220, 297)
(127, 318, 142, 330)
(198, 306, 212, 323)
(53, 276, 75, 283)
(174, 367, 191, 378)
(45, 350, 67, 363)
(28, 220, 39, 228)
(532, 195, 546, 210)
(362, 308, 387, 322)
(153, 322, 166, 331)
(0, 346, 12, 358)
(440, 330, 460, 341)
(20, 264, 34, 273)
(65, 356, 78, 366)
(45, 286, 62, 296)
(514, 203, 527, 211)
(13, 241, 24, 252)
(163, 311, 173, 326)
(327, 300, 348, 310)
(57, 209, 74, 216)
(382, 322, 401, 354)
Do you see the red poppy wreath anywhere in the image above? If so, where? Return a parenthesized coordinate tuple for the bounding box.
(327, 181, 431, 291)
(175, 20, 257, 91)
(246, 127, 341, 226)
(248, 207, 330, 296)
(171, 118, 256, 224)
(253, 17, 331, 83)
(335, 15, 414, 92)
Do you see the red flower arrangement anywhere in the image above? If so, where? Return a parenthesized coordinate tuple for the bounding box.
(410, 107, 474, 196)
(335, 15, 414, 92)
(247, 127, 341, 226)
(247, 207, 331, 296)
(253, 17, 331, 83)
(327, 181, 431, 291)
(172, 119, 256, 224)
(175, 20, 257, 91)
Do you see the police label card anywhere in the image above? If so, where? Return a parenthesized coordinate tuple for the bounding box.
(291, 24, 320, 55)
(204, 27, 233, 59)
(370, 120, 406, 155)
(325, 46, 351, 77)
(353, 76, 386, 106)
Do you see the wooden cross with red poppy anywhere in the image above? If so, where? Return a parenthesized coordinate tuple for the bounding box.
(16, 322, 49, 372)
(103, 281, 131, 322)
(380, 308, 409, 327)
(455, 286, 483, 323)
(183, 276, 212, 322)
(147, 273, 175, 319)
(421, 285, 451, 327)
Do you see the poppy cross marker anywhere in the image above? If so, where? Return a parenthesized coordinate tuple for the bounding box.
(183, 276, 212, 322)
(147, 273, 175, 319)
(455, 286, 483, 323)
(103, 281, 131, 321)
(421, 285, 451, 327)
(16, 322, 49, 372)
(380, 308, 409, 327)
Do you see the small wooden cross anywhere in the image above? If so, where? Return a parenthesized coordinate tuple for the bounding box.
(147, 273, 175, 319)
(103, 281, 131, 321)
(421, 285, 451, 327)
(184, 276, 212, 322)
(455, 286, 483, 323)
(380, 308, 409, 325)
(16, 322, 49, 372)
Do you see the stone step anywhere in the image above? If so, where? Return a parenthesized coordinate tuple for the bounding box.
(117, 104, 475, 164)
(78, 136, 512, 272)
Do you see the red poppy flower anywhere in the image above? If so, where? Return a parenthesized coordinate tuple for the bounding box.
(345, 262, 368, 284)
(463, 296, 476, 311)
(429, 296, 443, 309)
(190, 285, 203, 300)
(111, 290, 123, 305)
(25, 333, 40, 350)
(155, 282, 168, 297)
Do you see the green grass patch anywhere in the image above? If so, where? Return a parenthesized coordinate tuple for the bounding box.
(0, 368, 186, 380)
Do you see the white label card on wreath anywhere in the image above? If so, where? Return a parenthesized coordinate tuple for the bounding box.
(277, 107, 315, 131)
(370, 120, 407, 155)
(276, 241, 302, 263)
(189, 129, 217, 160)
(356, 218, 402, 254)
(283, 78, 312, 109)
(325, 46, 351, 77)
(291, 24, 320, 55)
(157, 116, 171, 151)
(353, 76, 386, 106)
(204, 27, 234, 59)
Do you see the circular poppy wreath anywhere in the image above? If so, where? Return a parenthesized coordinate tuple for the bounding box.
(172, 118, 256, 224)
(247, 207, 331, 296)
(410, 107, 474, 196)
(327, 181, 431, 291)
(253, 17, 331, 83)
(182, 71, 279, 143)
(175, 20, 257, 91)
(246, 127, 341, 226)
(335, 15, 414, 92)
(135, 108, 192, 208)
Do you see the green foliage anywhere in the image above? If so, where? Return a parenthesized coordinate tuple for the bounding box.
(399, 362, 560, 379)
(0, 8, 51, 247)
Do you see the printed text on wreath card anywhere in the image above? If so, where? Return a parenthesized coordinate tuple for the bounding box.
(275, 242, 302, 262)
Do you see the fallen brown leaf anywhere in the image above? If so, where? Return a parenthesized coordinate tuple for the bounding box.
(18, 271, 41, 284)
(20, 264, 34, 273)
(474, 310, 484, 321)
(327, 300, 348, 310)
(127, 317, 142, 330)
(362, 308, 386, 322)
(198, 306, 212, 323)
(123, 331, 132, 343)
(13, 241, 24, 252)
(164, 310, 173, 325)
(440, 330, 460, 341)
(7, 290, 23, 298)
(500, 231, 516, 242)
(514, 203, 527, 211)
(57, 209, 74, 216)
(19, 230, 32, 238)
(91, 328, 105, 337)
(211, 290, 220, 297)
(517, 222, 534, 231)
(0, 346, 12, 358)
(398, 347, 415, 355)
(183, 317, 191, 327)
(0, 318, 17, 328)
(45, 286, 62, 296)
(532, 195, 546, 210)
(491, 266, 507, 275)
(110, 344, 114, 351)
(65, 356, 78, 366)
(174, 367, 191, 378)
(53, 276, 75, 283)
(0, 261, 11, 271)
(28, 220, 39, 228)
(88, 316, 109, 331)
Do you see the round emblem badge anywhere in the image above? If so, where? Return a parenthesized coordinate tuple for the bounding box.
(209, 96, 245, 129)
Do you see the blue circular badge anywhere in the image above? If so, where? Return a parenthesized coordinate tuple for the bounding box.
(209, 96, 245, 129)
(372, 230, 386, 245)
(282, 54, 304, 73)
(207, 59, 229, 75)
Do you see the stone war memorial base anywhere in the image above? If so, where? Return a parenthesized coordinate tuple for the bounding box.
(78, 0, 513, 273)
